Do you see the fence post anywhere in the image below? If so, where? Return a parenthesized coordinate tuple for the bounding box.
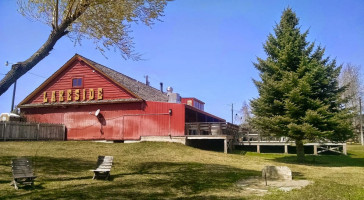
(37, 123, 40, 141)
(3, 122, 7, 141)
(209, 123, 211, 135)
(313, 145, 318, 155)
(224, 138, 228, 154)
(63, 125, 66, 141)
(342, 143, 347, 155)
(284, 145, 288, 154)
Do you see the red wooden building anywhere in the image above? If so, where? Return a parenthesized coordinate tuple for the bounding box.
(18, 54, 226, 141)
(181, 97, 205, 111)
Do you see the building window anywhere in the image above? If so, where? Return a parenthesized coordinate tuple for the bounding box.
(72, 78, 83, 88)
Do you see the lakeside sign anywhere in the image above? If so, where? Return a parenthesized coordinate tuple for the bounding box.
(43, 88, 103, 103)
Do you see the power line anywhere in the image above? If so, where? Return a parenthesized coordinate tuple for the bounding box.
(0, 72, 46, 79)
(28, 72, 46, 79)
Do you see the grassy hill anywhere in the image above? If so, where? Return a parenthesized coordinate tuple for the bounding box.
(0, 141, 364, 199)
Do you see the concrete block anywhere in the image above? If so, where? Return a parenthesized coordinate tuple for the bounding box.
(262, 166, 292, 180)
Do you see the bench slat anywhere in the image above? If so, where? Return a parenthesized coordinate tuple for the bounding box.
(92, 169, 111, 172)
(11, 157, 36, 189)
(92, 156, 113, 180)
(13, 173, 35, 176)
(14, 175, 36, 179)
(95, 167, 111, 170)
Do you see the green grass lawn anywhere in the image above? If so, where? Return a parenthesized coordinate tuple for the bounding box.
(0, 141, 364, 199)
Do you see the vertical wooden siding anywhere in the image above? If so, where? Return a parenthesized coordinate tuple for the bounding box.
(27, 59, 135, 104)
(23, 101, 186, 140)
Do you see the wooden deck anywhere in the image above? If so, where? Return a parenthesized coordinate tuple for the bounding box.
(185, 122, 239, 136)
(184, 122, 239, 153)
(236, 141, 347, 155)
(236, 129, 347, 155)
(186, 135, 234, 153)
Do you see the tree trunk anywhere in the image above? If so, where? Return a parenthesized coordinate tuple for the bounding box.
(0, 2, 89, 96)
(0, 29, 68, 96)
(296, 140, 305, 163)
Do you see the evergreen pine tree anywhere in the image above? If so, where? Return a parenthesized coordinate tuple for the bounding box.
(250, 8, 353, 162)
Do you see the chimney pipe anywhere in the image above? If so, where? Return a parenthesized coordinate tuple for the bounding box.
(144, 75, 150, 86)
(160, 82, 163, 92)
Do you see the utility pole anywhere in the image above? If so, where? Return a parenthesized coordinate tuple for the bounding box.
(231, 103, 234, 124)
(5, 61, 17, 112)
(360, 97, 363, 145)
(11, 80, 17, 112)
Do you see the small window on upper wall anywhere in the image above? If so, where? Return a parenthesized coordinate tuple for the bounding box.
(72, 78, 83, 88)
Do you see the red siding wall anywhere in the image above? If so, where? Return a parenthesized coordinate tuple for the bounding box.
(181, 98, 205, 111)
(27, 59, 135, 104)
(22, 101, 186, 140)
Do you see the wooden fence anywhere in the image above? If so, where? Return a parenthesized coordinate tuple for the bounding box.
(0, 121, 65, 141)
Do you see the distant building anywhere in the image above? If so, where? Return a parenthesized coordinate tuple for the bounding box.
(18, 54, 225, 141)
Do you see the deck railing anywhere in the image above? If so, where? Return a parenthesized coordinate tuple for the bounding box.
(237, 129, 286, 142)
(185, 122, 239, 136)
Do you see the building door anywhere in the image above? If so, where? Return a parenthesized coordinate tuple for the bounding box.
(123, 115, 141, 140)
(64, 112, 105, 140)
(103, 117, 123, 140)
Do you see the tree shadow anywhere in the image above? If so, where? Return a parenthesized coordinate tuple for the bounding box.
(128, 162, 260, 194)
(232, 150, 248, 155)
(1, 161, 260, 199)
(292, 171, 306, 180)
(18, 183, 45, 191)
(0, 179, 10, 184)
(271, 153, 364, 167)
(0, 156, 95, 183)
(33, 156, 95, 176)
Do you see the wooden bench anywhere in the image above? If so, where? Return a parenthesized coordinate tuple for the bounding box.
(91, 156, 113, 180)
(10, 157, 36, 190)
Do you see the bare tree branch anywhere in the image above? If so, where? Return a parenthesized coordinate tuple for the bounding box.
(52, 0, 59, 30)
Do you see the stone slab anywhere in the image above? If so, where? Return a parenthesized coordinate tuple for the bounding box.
(262, 166, 292, 180)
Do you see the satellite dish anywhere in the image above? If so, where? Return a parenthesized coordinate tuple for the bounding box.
(95, 109, 100, 117)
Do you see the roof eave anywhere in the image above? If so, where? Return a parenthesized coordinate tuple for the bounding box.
(185, 105, 225, 122)
(18, 98, 143, 108)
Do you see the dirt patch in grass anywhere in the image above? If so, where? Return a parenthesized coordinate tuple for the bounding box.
(236, 177, 312, 196)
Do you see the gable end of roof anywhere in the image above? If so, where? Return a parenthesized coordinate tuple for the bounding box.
(18, 54, 168, 106)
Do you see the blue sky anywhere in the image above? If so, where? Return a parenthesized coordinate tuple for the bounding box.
(0, 0, 364, 123)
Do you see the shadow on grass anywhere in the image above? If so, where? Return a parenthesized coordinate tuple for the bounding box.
(18, 183, 45, 191)
(0, 179, 10, 184)
(1, 162, 260, 200)
(292, 171, 306, 180)
(129, 162, 259, 194)
(0, 156, 95, 184)
(271, 153, 364, 167)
